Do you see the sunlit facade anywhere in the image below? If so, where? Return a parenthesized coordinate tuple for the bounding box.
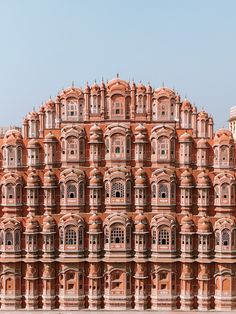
(0, 77, 235, 310)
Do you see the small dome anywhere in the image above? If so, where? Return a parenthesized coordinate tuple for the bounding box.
(25, 216, 39, 233)
(27, 139, 40, 148)
(137, 81, 146, 93)
(179, 131, 192, 142)
(90, 123, 102, 133)
(43, 215, 56, 232)
(181, 215, 195, 233)
(135, 213, 148, 232)
(89, 213, 102, 231)
(4, 129, 23, 145)
(197, 171, 211, 186)
(135, 124, 146, 133)
(27, 171, 40, 185)
(44, 132, 57, 142)
(182, 98, 192, 110)
(198, 216, 212, 233)
(181, 169, 193, 186)
(91, 81, 100, 93)
(135, 168, 147, 186)
(89, 168, 102, 186)
(198, 111, 208, 119)
(197, 138, 209, 149)
(27, 111, 39, 120)
(44, 99, 55, 111)
(214, 128, 234, 145)
(44, 169, 57, 185)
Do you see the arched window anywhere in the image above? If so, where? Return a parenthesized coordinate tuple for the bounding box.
(152, 184, 157, 198)
(67, 137, 78, 158)
(111, 226, 124, 244)
(6, 184, 14, 199)
(152, 229, 157, 244)
(222, 183, 229, 201)
(115, 147, 120, 154)
(60, 184, 65, 199)
(111, 182, 124, 198)
(67, 184, 77, 199)
(5, 230, 13, 246)
(65, 228, 77, 245)
(158, 228, 169, 245)
(222, 229, 230, 246)
(157, 137, 169, 159)
(215, 231, 220, 245)
(159, 183, 168, 198)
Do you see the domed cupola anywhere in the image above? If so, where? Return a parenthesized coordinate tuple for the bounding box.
(213, 128, 234, 169)
(27, 110, 39, 138)
(2, 129, 23, 169)
(42, 215, 56, 257)
(27, 139, 40, 168)
(196, 138, 209, 168)
(43, 169, 57, 215)
(134, 212, 148, 258)
(26, 171, 40, 216)
(89, 168, 103, 211)
(179, 132, 193, 166)
(134, 124, 147, 166)
(88, 212, 102, 257)
(180, 169, 194, 214)
(180, 215, 195, 258)
(134, 168, 147, 210)
(196, 171, 211, 215)
(25, 215, 40, 258)
(89, 124, 103, 166)
(43, 132, 57, 168)
(137, 81, 146, 94)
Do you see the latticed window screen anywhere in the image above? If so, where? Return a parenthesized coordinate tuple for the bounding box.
(152, 229, 157, 244)
(158, 229, 170, 245)
(67, 184, 77, 198)
(111, 182, 124, 198)
(157, 137, 169, 158)
(60, 185, 65, 198)
(152, 184, 157, 198)
(111, 226, 124, 244)
(159, 183, 168, 198)
(68, 138, 78, 156)
(65, 229, 77, 245)
(105, 182, 109, 198)
(78, 228, 83, 245)
(59, 229, 64, 245)
(67, 103, 78, 116)
(222, 229, 230, 246)
(5, 230, 13, 245)
(79, 183, 84, 199)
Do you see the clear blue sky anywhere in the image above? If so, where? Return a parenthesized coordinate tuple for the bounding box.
(0, 0, 235, 130)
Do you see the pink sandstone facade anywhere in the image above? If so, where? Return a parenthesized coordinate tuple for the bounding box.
(0, 76, 235, 311)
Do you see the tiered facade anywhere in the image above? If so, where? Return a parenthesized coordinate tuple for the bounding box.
(0, 77, 235, 310)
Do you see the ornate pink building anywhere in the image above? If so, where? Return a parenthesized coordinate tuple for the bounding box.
(0, 77, 235, 310)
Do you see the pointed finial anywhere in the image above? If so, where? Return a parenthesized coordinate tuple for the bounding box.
(102, 77, 104, 82)
(94, 79, 97, 83)
(116, 73, 119, 78)
(148, 81, 150, 85)
(162, 81, 165, 87)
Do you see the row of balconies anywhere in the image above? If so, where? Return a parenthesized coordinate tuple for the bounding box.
(1, 143, 234, 169)
(0, 232, 235, 259)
